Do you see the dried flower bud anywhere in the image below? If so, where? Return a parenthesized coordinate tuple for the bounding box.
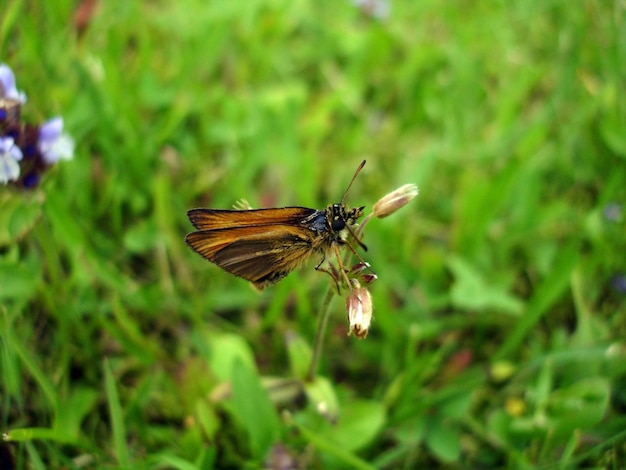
(349, 262, 371, 274)
(360, 273, 378, 285)
(347, 262, 377, 286)
(346, 284, 373, 339)
(372, 183, 418, 219)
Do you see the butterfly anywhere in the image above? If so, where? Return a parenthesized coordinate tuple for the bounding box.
(185, 161, 369, 290)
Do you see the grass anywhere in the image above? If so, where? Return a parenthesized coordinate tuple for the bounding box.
(1, 0, 626, 468)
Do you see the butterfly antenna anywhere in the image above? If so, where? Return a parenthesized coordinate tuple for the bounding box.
(340, 160, 366, 203)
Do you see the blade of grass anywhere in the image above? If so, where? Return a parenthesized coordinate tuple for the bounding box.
(104, 358, 130, 468)
(3, 427, 76, 444)
(494, 243, 579, 359)
(12, 336, 57, 411)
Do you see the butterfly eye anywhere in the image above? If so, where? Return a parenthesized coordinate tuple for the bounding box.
(331, 217, 345, 231)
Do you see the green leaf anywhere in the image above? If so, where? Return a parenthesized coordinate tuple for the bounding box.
(292, 419, 377, 470)
(599, 106, 626, 156)
(123, 219, 159, 254)
(195, 399, 220, 442)
(208, 333, 256, 383)
(547, 377, 610, 436)
(448, 255, 523, 315)
(303, 376, 340, 422)
(0, 253, 41, 300)
(54, 387, 99, 440)
(325, 400, 386, 452)
(285, 331, 313, 380)
(486, 410, 514, 445)
(0, 190, 43, 245)
(494, 244, 579, 359)
(230, 357, 281, 459)
(439, 392, 473, 420)
(425, 418, 461, 463)
(149, 454, 202, 470)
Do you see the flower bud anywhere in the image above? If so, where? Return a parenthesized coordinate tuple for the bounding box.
(372, 184, 418, 219)
(346, 285, 373, 339)
(349, 262, 370, 274)
(360, 274, 378, 285)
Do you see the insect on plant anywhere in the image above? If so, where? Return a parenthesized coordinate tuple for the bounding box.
(185, 160, 374, 291)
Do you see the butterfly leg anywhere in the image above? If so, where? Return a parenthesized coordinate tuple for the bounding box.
(315, 243, 372, 293)
(344, 240, 377, 277)
(315, 253, 343, 294)
(332, 243, 355, 288)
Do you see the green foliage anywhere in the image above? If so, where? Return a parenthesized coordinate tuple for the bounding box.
(2, 0, 626, 468)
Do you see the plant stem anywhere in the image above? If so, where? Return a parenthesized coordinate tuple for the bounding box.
(305, 210, 375, 381)
(306, 283, 336, 381)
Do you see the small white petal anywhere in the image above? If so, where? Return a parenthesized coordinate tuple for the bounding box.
(0, 152, 21, 184)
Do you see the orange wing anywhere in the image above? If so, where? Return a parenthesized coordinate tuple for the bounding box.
(187, 207, 319, 230)
(185, 208, 323, 289)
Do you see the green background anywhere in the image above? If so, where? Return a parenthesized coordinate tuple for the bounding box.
(1, 0, 625, 468)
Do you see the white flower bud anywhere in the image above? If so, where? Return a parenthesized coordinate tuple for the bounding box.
(372, 184, 418, 219)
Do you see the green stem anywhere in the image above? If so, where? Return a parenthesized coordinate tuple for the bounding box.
(306, 283, 336, 381)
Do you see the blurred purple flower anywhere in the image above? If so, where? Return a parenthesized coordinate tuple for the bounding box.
(0, 64, 27, 103)
(0, 136, 23, 184)
(38, 117, 74, 164)
(0, 63, 73, 190)
(612, 274, 626, 295)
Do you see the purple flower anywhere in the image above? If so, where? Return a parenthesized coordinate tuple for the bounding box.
(0, 64, 27, 103)
(0, 136, 23, 184)
(38, 117, 74, 164)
